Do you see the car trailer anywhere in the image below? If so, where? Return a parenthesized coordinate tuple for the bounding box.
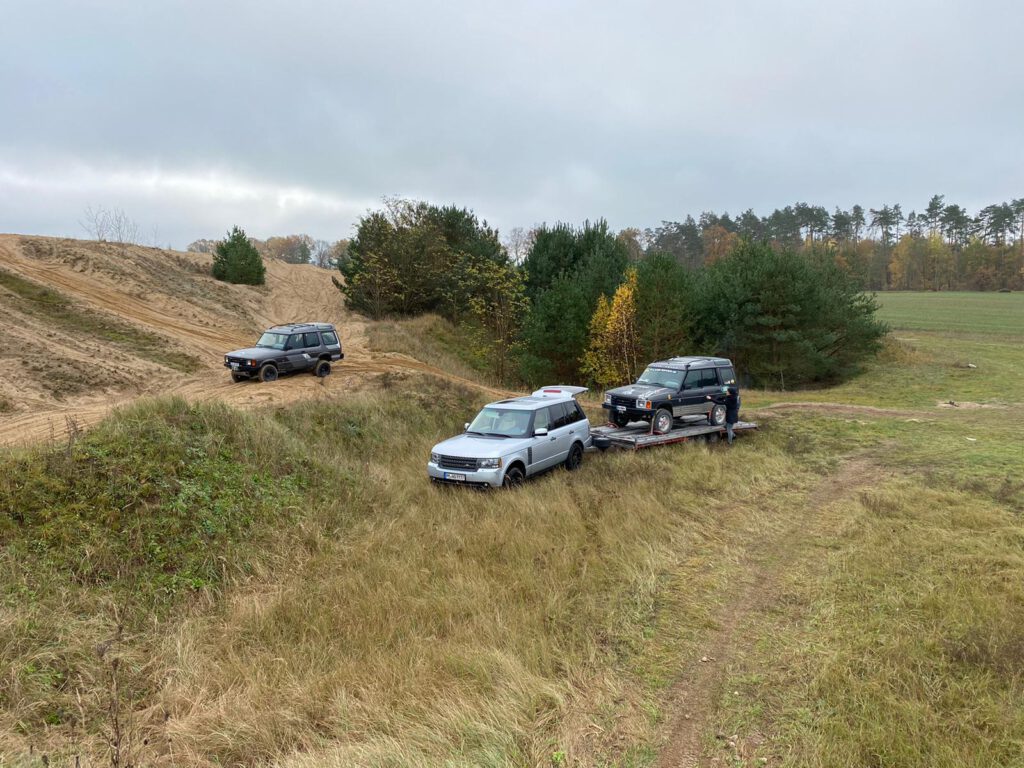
(591, 420, 758, 451)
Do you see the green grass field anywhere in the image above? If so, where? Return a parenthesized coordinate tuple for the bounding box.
(875, 291, 1024, 336)
(1, 293, 1022, 767)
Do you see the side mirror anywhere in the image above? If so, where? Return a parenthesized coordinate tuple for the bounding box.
(534, 427, 549, 437)
(464, 423, 470, 431)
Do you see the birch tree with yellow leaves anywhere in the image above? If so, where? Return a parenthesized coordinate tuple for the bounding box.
(581, 268, 641, 388)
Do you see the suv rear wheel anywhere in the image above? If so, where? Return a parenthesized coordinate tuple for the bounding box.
(258, 363, 279, 383)
(564, 442, 584, 471)
(313, 359, 331, 377)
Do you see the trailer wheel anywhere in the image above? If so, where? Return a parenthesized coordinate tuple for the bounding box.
(652, 408, 674, 435)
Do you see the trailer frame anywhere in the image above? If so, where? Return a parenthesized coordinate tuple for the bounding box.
(591, 419, 757, 451)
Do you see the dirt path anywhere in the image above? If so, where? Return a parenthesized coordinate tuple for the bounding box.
(0, 236, 511, 447)
(754, 401, 927, 419)
(655, 459, 876, 767)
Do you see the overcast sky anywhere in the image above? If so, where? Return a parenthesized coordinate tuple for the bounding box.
(1, 0, 1021, 248)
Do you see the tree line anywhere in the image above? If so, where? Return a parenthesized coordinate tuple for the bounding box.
(338, 199, 887, 389)
(647, 196, 1024, 291)
(189, 233, 349, 270)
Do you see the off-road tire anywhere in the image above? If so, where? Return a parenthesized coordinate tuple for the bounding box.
(709, 403, 727, 426)
(502, 465, 525, 488)
(612, 412, 629, 428)
(653, 408, 674, 435)
(231, 373, 247, 383)
(564, 442, 584, 471)
(313, 359, 331, 378)
(258, 364, 279, 383)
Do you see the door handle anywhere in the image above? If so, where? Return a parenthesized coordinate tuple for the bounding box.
(549, 436, 556, 441)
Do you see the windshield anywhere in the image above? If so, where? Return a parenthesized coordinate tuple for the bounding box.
(466, 407, 532, 438)
(256, 332, 288, 350)
(636, 366, 683, 390)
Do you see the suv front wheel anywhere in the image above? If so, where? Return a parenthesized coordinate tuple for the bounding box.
(258, 363, 279, 383)
(709, 404, 726, 426)
(502, 466, 525, 488)
(653, 408, 674, 435)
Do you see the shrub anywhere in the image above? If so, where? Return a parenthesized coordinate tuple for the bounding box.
(212, 225, 265, 285)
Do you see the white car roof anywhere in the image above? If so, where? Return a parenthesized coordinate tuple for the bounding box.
(484, 385, 588, 411)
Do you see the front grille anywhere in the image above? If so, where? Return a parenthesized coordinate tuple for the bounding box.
(437, 455, 478, 471)
(611, 395, 636, 408)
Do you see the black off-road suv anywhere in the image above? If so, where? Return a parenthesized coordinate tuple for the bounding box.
(224, 323, 343, 382)
(602, 356, 738, 434)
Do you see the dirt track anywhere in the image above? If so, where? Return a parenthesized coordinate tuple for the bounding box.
(0, 235, 506, 447)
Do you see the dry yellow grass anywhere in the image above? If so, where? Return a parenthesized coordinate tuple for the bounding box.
(4, 290, 1024, 767)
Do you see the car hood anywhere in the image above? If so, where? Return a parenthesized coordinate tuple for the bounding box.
(225, 346, 280, 360)
(431, 433, 533, 459)
(607, 383, 673, 400)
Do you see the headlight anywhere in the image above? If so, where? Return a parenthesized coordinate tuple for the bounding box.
(603, 393, 612, 404)
(477, 457, 502, 469)
(430, 452, 440, 463)
(637, 399, 650, 409)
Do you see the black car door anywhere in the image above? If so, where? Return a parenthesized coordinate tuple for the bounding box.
(676, 369, 705, 418)
(282, 333, 307, 371)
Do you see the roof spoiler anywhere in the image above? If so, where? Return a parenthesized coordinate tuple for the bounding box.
(532, 385, 588, 398)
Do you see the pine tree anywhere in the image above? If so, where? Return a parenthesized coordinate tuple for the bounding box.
(212, 226, 265, 285)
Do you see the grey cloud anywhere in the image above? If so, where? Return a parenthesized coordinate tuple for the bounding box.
(1, 0, 1021, 247)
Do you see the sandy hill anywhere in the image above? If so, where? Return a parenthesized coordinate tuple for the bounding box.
(0, 234, 481, 446)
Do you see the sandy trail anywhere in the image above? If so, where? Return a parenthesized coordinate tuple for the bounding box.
(655, 459, 878, 767)
(0, 236, 508, 447)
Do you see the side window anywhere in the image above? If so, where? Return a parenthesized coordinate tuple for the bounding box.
(572, 401, 587, 423)
(533, 407, 550, 432)
(701, 368, 720, 388)
(285, 334, 303, 350)
(720, 366, 737, 386)
(321, 330, 339, 346)
(682, 370, 701, 390)
(304, 332, 322, 347)
(554, 402, 574, 429)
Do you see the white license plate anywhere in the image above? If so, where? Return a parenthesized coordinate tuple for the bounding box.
(616, 405, 626, 412)
(230, 362, 239, 370)
(444, 472, 466, 482)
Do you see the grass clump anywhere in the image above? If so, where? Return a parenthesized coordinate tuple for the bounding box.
(0, 398, 335, 755)
(368, 313, 494, 381)
(1, 398, 319, 602)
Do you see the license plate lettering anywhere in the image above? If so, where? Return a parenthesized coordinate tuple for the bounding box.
(616, 405, 626, 412)
(444, 472, 466, 482)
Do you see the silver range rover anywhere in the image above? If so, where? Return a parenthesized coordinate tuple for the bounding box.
(428, 386, 592, 488)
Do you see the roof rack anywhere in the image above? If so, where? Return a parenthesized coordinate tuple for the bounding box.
(269, 322, 335, 331)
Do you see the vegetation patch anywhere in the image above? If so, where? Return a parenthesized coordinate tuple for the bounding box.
(876, 290, 1024, 337)
(0, 268, 199, 373)
(368, 313, 493, 382)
